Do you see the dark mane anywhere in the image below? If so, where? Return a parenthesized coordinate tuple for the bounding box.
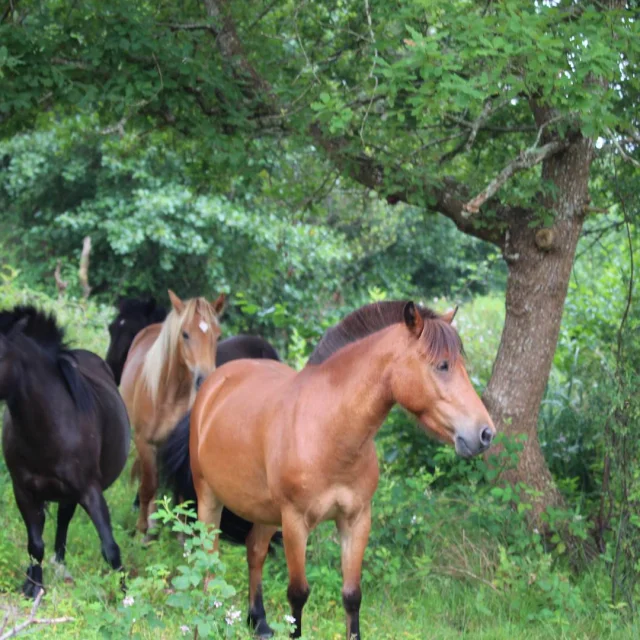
(0, 305, 93, 412)
(0, 305, 67, 352)
(307, 300, 462, 366)
(117, 297, 167, 323)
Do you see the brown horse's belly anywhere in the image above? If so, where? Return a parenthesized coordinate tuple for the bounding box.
(193, 361, 292, 526)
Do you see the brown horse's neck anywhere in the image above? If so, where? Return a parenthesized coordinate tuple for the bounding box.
(311, 324, 401, 458)
(158, 357, 193, 405)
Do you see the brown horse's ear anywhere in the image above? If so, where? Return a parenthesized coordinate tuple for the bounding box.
(168, 289, 185, 314)
(211, 293, 225, 316)
(440, 306, 458, 325)
(403, 301, 424, 336)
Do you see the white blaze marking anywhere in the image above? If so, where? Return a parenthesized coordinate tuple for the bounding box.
(199, 321, 209, 333)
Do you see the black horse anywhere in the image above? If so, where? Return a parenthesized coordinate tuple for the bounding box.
(106, 297, 167, 385)
(0, 306, 130, 597)
(106, 296, 282, 547)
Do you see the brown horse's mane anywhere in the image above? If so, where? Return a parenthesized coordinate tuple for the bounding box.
(141, 297, 220, 404)
(306, 300, 463, 366)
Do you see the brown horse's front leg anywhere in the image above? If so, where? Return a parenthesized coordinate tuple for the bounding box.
(134, 437, 158, 534)
(246, 523, 279, 638)
(282, 509, 311, 639)
(337, 505, 372, 640)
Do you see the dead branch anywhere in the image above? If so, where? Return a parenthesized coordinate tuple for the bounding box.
(78, 236, 92, 299)
(53, 260, 68, 298)
(0, 591, 74, 640)
(463, 138, 569, 216)
(607, 128, 640, 169)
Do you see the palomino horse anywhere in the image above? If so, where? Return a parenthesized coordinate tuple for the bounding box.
(106, 297, 167, 385)
(178, 300, 495, 639)
(0, 306, 130, 597)
(120, 290, 224, 534)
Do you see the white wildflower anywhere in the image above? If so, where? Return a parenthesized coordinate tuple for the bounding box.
(180, 625, 190, 635)
(213, 600, 223, 608)
(226, 607, 242, 625)
(284, 614, 296, 625)
(123, 595, 135, 608)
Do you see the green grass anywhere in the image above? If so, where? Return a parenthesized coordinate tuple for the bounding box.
(0, 464, 638, 639)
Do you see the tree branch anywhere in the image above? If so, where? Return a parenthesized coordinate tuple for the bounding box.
(158, 21, 218, 35)
(53, 260, 68, 299)
(203, 0, 507, 246)
(463, 138, 569, 216)
(0, 592, 74, 640)
(202, 0, 277, 110)
(78, 236, 92, 299)
(606, 128, 640, 168)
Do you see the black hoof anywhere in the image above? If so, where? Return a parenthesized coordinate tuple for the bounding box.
(253, 618, 274, 638)
(22, 565, 43, 599)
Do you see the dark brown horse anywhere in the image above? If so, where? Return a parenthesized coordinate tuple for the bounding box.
(175, 301, 495, 639)
(0, 306, 130, 597)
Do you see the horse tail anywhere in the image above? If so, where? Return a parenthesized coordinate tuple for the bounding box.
(58, 354, 95, 414)
(159, 411, 197, 508)
(158, 411, 283, 552)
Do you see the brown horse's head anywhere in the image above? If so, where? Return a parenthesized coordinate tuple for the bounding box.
(390, 302, 495, 458)
(167, 290, 225, 390)
(141, 290, 225, 402)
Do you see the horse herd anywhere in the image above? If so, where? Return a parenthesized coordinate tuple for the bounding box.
(0, 291, 495, 639)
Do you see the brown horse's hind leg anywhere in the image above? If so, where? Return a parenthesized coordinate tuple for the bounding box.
(246, 524, 279, 639)
(336, 506, 371, 640)
(194, 477, 223, 592)
(135, 436, 158, 534)
(282, 509, 311, 639)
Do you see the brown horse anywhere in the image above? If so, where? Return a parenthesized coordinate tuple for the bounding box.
(184, 300, 495, 639)
(120, 289, 224, 534)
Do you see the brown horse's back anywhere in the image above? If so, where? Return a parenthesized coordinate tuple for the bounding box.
(192, 358, 295, 525)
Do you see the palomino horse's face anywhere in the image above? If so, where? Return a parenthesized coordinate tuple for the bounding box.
(168, 290, 225, 391)
(390, 303, 495, 458)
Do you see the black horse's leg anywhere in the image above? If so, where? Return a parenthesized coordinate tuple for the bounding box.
(13, 487, 46, 598)
(80, 484, 123, 572)
(54, 502, 78, 563)
(246, 524, 279, 638)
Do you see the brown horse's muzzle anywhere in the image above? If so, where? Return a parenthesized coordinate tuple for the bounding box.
(455, 424, 494, 458)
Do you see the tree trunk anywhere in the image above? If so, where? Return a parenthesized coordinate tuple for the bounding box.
(482, 138, 593, 520)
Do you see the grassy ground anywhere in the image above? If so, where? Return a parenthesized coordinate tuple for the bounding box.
(1, 285, 639, 638)
(0, 463, 638, 640)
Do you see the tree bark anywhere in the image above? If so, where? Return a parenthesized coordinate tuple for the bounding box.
(482, 138, 593, 519)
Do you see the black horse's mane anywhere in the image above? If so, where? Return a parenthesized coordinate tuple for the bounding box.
(0, 305, 93, 411)
(117, 297, 167, 323)
(307, 300, 462, 366)
(0, 305, 67, 352)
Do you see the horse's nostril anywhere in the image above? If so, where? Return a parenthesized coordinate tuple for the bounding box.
(480, 426, 494, 447)
(195, 374, 205, 391)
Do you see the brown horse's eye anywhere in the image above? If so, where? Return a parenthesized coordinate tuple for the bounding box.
(436, 360, 449, 372)
(182, 331, 189, 340)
